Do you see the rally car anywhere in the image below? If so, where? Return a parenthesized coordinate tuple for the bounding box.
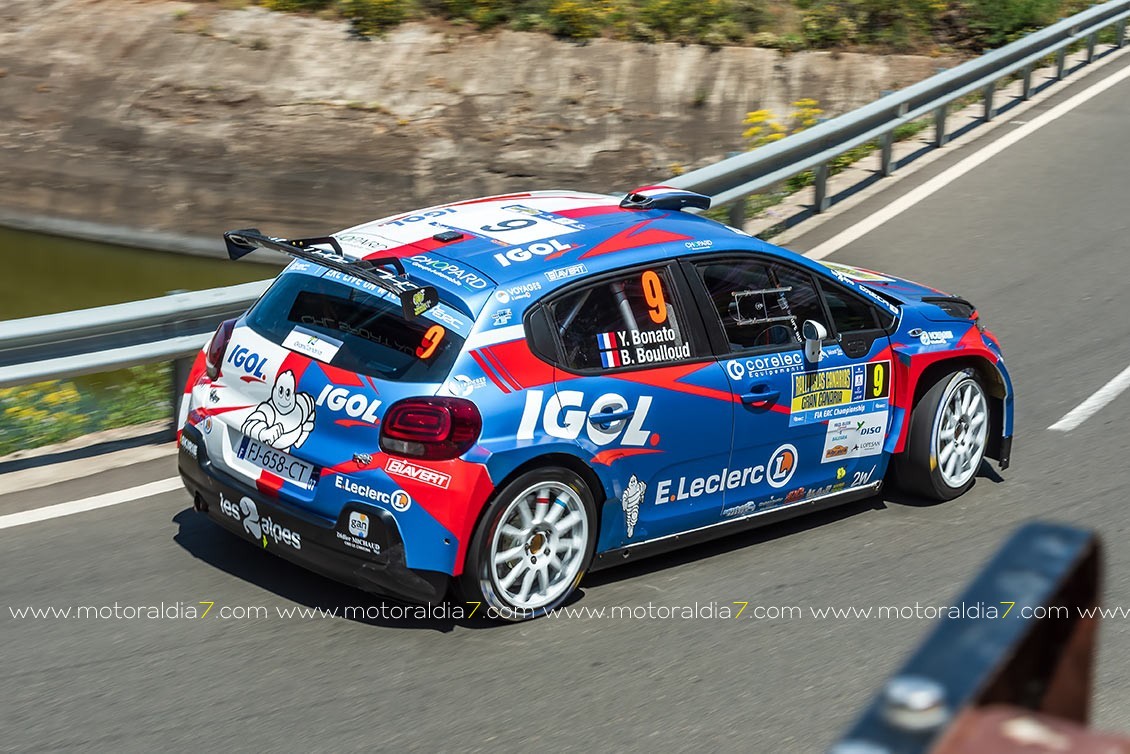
(177, 186, 1013, 620)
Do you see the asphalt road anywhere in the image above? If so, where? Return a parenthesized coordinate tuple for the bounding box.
(3, 50, 1130, 753)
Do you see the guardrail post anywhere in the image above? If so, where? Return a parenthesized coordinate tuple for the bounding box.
(1117, 19, 1127, 48)
(813, 163, 830, 213)
(1086, 31, 1097, 63)
(880, 130, 895, 177)
(1021, 63, 1034, 100)
(727, 200, 745, 229)
(1056, 46, 1067, 80)
(983, 80, 996, 122)
(934, 105, 947, 148)
(172, 356, 193, 436)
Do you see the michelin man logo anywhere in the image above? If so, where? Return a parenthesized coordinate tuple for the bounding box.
(241, 370, 316, 451)
(621, 475, 645, 539)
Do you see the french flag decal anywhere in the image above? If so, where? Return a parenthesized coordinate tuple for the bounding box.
(598, 332, 622, 368)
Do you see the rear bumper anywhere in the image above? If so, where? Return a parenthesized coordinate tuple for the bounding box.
(177, 425, 449, 604)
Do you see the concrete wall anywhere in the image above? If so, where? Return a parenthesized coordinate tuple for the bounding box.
(0, 0, 959, 239)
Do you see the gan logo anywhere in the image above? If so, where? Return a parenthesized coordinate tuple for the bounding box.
(315, 385, 382, 427)
(621, 475, 645, 538)
(385, 458, 452, 489)
(348, 511, 370, 539)
(655, 443, 798, 504)
(242, 371, 316, 451)
(517, 390, 654, 447)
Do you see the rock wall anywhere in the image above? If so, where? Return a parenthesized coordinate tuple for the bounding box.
(0, 0, 958, 239)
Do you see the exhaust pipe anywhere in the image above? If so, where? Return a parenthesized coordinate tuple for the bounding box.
(193, 494, 209, 513)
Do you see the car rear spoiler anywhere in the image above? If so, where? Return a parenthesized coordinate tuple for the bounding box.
(223, 228, 438, 320)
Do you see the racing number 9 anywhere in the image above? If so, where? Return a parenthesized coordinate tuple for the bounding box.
(866, 362, 890, 399)
(641, 270, 668, 325)
(416, 325, 446, 359)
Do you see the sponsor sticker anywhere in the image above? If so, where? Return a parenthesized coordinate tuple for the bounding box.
(447, 374, 488, 396)
(790, 361, 890, 425)
(518, 390, 654, 448)
(348, 511, 370, 538)
(655, 443, 798, 505)
(333, 475, 412, 512)
(545, 264, 588, 282)
(820, 411, 888, 463)
(385, 458, 452, 490)
(179, 434, 198, 459)
(338, 510, 381, 555)
(219, 492, 302, 551)
(820, 261, 895, 283)
(283, 326, 343, 364)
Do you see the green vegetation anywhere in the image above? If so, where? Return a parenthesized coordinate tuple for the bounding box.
(0, 366, 171, 457)
(704, 96, 936, 233)
(252, 0, 1100, 51)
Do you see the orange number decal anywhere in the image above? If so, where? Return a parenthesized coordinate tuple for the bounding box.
(641, 270, 667, 325)
(416, 325, 446, 359)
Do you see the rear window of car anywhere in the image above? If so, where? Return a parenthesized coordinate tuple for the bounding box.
(245, 273, 464, 382)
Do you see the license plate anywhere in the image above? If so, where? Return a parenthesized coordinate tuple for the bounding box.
(237, 436, 316, 489)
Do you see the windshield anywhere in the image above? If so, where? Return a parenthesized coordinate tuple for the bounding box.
(246, 273, 464, 383)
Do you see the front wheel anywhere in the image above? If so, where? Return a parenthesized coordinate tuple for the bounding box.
(457, 467, 597, 621)
(895, 370, 989, 502)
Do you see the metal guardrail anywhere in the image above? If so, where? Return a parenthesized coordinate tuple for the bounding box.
(0, 281, 269, 388)
(670, 0, 1130, 225)
(1, 0, 1128, 397)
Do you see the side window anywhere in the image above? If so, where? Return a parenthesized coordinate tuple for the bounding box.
(549, 267, 693, 371)
(820, 284, 880, 334)
(696, 259, 827, 352)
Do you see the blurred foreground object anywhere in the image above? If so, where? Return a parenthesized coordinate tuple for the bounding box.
(832, 521, 1130, 753)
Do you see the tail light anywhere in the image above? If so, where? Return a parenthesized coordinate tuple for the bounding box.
(205, 319, 237, 381)
(379, 398, 482, 460)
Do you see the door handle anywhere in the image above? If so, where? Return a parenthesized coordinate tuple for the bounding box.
(740, 385, 780, 405)
(589, 409, 635, 427)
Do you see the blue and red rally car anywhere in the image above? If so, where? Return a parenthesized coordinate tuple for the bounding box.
(177, 186, 1013, 619)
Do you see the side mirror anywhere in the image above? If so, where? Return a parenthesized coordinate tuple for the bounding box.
(802, 320, 828, 362)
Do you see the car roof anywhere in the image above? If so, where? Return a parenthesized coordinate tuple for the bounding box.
(331, 190, 795, 283)
(323, 189, 904, 323)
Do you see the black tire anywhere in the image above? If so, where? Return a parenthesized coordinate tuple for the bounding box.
(456, 467, 598, 622)
(894, 369, 989, 502)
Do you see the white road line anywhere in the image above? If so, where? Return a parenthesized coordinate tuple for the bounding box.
(804, 58, 1130, 261)
(1049, 363, 1130, 432)
(0, 477, 184, 531)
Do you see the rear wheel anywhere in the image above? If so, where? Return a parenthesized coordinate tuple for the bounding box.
(895, 370, 988, 502)
(458, 467, 597, 621)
